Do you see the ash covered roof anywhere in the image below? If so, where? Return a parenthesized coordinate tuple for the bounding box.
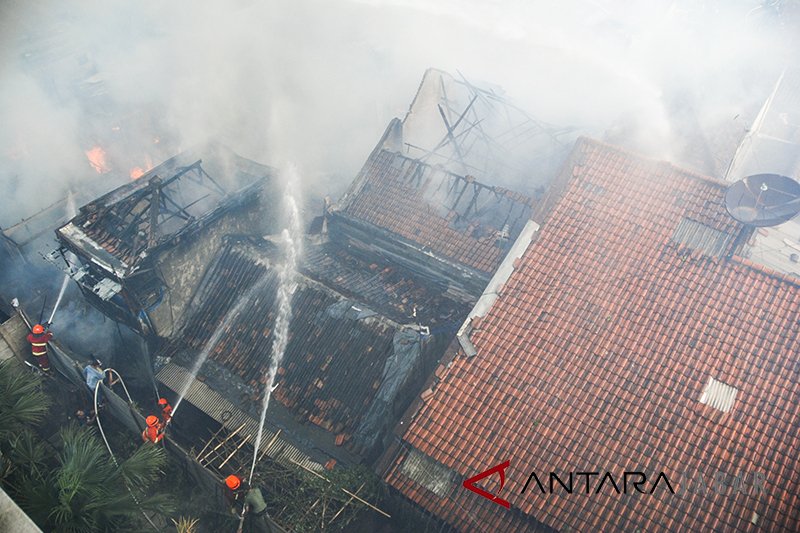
(158, 237, 468, 458)
(385, 138, 800, 532)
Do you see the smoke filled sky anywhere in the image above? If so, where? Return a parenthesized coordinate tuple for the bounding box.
(0, 0, 795, 226)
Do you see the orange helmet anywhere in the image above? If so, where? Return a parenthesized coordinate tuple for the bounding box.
(225, 475, 241, 490)
(158, 398, 168, 406)
(32, 324, 45, 334)
(146, 415, 159, 427)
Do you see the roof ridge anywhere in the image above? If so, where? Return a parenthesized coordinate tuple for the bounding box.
(576, 136, 730, 188)
(730, 254, 800, 288)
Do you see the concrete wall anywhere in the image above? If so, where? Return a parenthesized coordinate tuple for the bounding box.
(0, 487, 42, 533)
(147, 197, 273, 338)
(0, 314, 29, 363)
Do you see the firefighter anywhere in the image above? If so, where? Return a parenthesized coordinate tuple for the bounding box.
(158, 397, 173, 424)
(225, 475, 272, 533)
(224, 474, 244, 511)
(141, 415, 164, 444)
(242, 484, 272, 533)
(26, 323, 52, 372)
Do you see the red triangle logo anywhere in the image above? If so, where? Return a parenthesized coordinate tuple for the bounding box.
(462, 460, 511, 509)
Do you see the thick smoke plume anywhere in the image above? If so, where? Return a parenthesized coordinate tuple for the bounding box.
(0, 0, 796, 227)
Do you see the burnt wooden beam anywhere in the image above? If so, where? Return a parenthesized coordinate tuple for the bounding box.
(148, 178, 162, 248)
(437, 104, 469, 175)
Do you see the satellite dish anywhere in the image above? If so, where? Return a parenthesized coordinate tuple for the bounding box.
(724, 174, 800, 227)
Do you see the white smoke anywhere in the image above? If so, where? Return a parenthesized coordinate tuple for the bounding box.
(0, 0, 796, 227)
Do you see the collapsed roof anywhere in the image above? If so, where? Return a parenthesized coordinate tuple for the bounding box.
(52, 143, 274, 336)
(328, 69, 576, 298)
(333, 142, 535, 280)
(384, 138, 800, 532)
(401, 68, 574, 191)
(157, 237, 468, 465)
(57, 144, 268, 275)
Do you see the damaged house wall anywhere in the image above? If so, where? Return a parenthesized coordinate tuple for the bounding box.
(53, 144, 276, 339)
(143, 201, 271, 338)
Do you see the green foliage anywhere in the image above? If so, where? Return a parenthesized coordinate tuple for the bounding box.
(7, 422, 174, 532)
(5, 429, 48, 478)
(173, 515, 200, 533)
(0, 359, 49, 438)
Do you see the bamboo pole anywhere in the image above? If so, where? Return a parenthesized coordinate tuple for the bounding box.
(256, 429, 282, 464)
(199, 423, 246, 463)
(196, 424, 227, 460)
(329, 483, 364, 523)
(218, 434, 251, 469)
(288, 459, 390, 518)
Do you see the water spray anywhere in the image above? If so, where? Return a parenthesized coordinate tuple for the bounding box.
(47, 274, 70, 324)
(47, 190, 78, 325)
(171, 272, 271, 419)
(238, 167, 303, 532)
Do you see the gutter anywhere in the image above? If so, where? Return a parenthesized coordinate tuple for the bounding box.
(457, 220, 539, 357)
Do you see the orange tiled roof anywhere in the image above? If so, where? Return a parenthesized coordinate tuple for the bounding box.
(339, 149, 535, 275)
(385, 138, 800, 532)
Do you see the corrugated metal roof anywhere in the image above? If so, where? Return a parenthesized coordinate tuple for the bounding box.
(157, 362, 324, 472)
(671, 218, 733, 257)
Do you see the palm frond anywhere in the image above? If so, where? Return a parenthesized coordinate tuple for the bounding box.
(0, 360, 49, 434)
(173, 516, 200, 533)
(119, 442, 167, 489)
(7, 429, 49, 478)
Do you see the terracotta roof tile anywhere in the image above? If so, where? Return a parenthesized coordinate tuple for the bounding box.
(385, 138, 800, 532)
(338, 149, 535, 274)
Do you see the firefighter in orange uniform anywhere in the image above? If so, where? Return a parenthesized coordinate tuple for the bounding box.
(158, 397, 173, 424)
(27, 324, 53, 372)
(141, 415, 164, 444)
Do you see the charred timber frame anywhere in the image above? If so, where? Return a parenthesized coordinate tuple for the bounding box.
(54, 163, 267, 337)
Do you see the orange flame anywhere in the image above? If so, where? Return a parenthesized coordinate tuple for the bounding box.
(130, 155, 154, 180)
(85, 146, 110, 174)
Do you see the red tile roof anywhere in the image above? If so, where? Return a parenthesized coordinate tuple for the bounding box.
(337, 149, 535, 275)
(385, 138, 800, 532)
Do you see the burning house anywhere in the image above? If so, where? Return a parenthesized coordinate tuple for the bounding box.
(142, 68, 577, 475)
(329, 68, 574, 298)
(51, 143, 276, 339)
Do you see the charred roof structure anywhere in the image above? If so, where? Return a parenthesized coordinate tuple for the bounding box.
(52, 143, 275, 338)
(156, 236, 468, 465)
(399, 69, 574, 188)
(148, 69, 573, 471)
(330, 69, 573, 298)
(383, 138, 800, 532)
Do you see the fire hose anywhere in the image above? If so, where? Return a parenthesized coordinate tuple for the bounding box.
(93, 368, 161, 531)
